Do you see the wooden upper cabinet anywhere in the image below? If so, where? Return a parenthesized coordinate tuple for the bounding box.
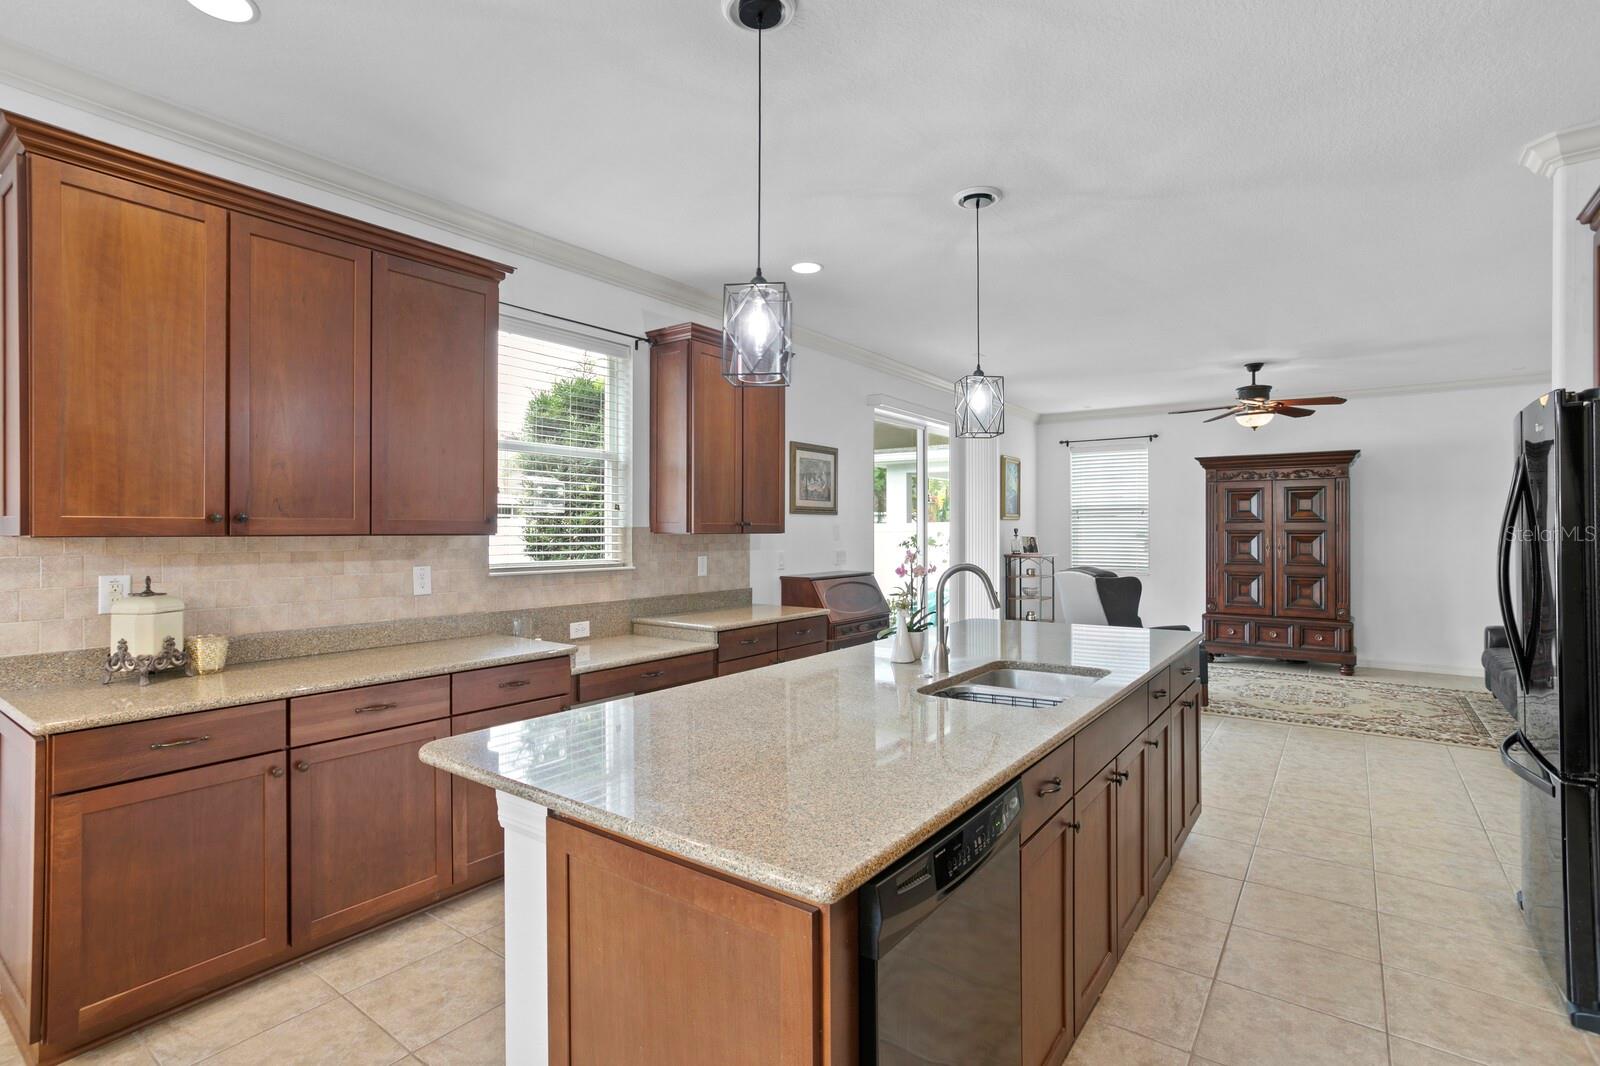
(371, 254, 498, 535)
(647, 322, 786, 534)
(229, 215, 371, 535)
(28, 156, 228, 536)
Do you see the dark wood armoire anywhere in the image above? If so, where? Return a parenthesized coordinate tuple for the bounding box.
(1197, 450, 1359, 674)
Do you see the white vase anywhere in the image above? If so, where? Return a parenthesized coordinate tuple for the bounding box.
(908, 627, 926, 659)
(890, 611, 919, 663)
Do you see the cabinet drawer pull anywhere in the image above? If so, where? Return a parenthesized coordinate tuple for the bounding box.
(739, 638, 760, 646)
(1151, 688, 1168, 700)
(1180, 665, 1194, 675)
(295, 761, 311, 773)
(1036, 777, 1062, 796)
(353, 702, 398, 714)
(268, 765, 285, 778)
(149, 735, 209, 750)
(1145, 738, 1160, 747)
(498, 679, 532, 689)
(639, 670, 665, 679)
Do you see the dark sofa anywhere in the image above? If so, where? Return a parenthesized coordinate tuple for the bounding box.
(1483, 626, 1518, 718)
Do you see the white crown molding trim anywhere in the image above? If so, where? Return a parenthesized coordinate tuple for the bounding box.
(1520, 122, 1600, 178)
(0, 40, 957, 396)
(1035, 371, 1550, 425)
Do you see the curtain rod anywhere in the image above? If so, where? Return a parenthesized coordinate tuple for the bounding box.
(498, 300, 651, 349)
(1057, 433, 1159, 446)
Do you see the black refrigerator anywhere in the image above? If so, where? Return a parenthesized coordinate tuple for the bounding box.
(1499, 388, 1600, 1032)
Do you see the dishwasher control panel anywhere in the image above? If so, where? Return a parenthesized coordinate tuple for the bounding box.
(928, 785, 1021, 888)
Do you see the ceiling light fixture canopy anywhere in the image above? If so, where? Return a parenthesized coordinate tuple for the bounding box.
(185, 0, 259, 23)
(954, 187, 1005, 438)
(721, 0, 793, 387)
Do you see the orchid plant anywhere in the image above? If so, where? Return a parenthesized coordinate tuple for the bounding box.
(889, 536, 939, 634)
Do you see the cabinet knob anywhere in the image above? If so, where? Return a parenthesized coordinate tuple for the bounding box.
(295, 761, 311, 773)
(1145, 738, 1160, 748)
(268, 766, 285, 778)
(233, 513, 250, 523)
(206, 513, 223, 523)
(1036, 777, 1062, 797)
(1065, 821, 1081, 832)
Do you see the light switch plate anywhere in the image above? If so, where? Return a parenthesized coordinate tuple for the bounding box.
(569, 620, 590, 639)
(835, 550, 848, 566)
(412, 566, 432, 596)
(776, 551, 785, 572)
(696, 555, 708, 577)
(97, 575, 132, 614)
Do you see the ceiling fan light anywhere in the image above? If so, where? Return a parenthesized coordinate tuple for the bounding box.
(1235, 410, 1275, 430)
(722, 275, 793, 385)
(955, 368, 1005, 438)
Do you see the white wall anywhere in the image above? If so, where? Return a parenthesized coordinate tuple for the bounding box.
(1551, 156, 1600, 391)
(1036, 380, 1543, 675)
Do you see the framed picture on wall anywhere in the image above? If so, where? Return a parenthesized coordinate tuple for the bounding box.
(790, 442, 839, 515)
(1001, 454, 1022, 520)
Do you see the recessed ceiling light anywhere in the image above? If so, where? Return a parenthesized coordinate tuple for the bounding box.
(186, 0, 259, 23)
(791, 262, 822, 274)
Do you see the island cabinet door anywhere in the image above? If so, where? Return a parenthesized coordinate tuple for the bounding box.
(1021, 803, 1074, 1066)
(1180, 692, 1203, 839)
(1113, 741, 1149, 955)
(289, 720, 451, 949)
(547, 817, 819, 1066)
(1071, 771, 1118, 1030)
(1143, 710, 1175, 895)
(44, 754, 288, 1047)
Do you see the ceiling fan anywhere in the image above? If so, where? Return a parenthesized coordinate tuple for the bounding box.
(1169, 362, 1346, 430)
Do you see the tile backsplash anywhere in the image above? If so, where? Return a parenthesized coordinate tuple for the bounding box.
(0, 527, 749, 657)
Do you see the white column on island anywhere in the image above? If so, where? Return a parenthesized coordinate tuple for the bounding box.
(497, 793, 551, 1066)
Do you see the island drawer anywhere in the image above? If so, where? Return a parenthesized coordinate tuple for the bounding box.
(775, 617, 826, 649)
(50, 700, 288, 795)
(718, 624, 778, 662)
(577, 651, 716, 703)
(451, 658, 571, 715)
(778, 643, 826, 663)
(289, 675, 451, 746)
(1147, 666, 1174, 713)
(1172, 647, 1201, 689)
(1020, 737, 1074, 842)
(718, 651, 778, 676)
(1074, 684, 1149, 787)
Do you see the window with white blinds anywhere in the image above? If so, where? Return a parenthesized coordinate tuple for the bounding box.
(489, 318, 632, 573)
(1068, 444, 1150, 571)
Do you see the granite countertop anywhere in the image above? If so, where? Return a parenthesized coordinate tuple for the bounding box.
(631, 604, 830, 632)
(568, 634, 716, 675)
(0, 635, 576, 736)
(421, 620, 1200, 904)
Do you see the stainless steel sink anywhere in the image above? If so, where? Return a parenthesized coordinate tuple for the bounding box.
(924, 666, 1106, 708)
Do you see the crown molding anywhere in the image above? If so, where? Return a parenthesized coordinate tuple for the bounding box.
(1520, 122, 1600, 178)
(0, 40, 958, 397)
(1034, 371, 1550, 425)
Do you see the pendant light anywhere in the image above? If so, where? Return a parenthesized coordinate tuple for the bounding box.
(721, 0, 794, 386)
(953, 187, 1005, 438)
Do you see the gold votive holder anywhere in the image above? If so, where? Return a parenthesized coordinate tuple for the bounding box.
(185, 634, 229, 675)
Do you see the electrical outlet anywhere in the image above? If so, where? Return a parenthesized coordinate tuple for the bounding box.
(97, 574, 132, 614)
(696, 555, 708, 578)
(412, 565, 432, 596)
(776, 551, 785, 572)
(569, 620, 591, 639)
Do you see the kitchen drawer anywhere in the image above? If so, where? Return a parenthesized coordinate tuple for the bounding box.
(1020, 738, 1074, 842)
(1298, 624, 1346, 651)
(1074, 685, 1148, 788)
(1206, 618, 1250, 644)
(51, 701, 287, 795)
(1171, 646, 1201, 689)
(777, 643, 826, 663)
(289, 675, 450, 747)
(718, 624, 778, 662)
(1172, 681, 1200, 717)
(577, 651, 716, 704)
(451, 657, 571, 715)
(775, 616, 826, 650)
(1146, 666, 1174, 713)
(1256, 622, 1294, 647)
(717, 650, 778, 676)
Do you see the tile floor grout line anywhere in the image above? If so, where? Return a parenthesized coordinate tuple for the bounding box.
(1207, 975, 1390, 1037)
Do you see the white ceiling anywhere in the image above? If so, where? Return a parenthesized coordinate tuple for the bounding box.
(1, 0, 1595, 412)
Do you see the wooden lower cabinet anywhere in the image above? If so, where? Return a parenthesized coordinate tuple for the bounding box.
(289, 719, 452, 948)
(451, 697, 564, 886)
(1071, 771, 1118, 1030)
(44, 753, 288, 1047)
(1113, 742, 1149, 954)
(1021, 801, 1075, 1066)
(1179, 690, 1202, 840)
(1144, 709, 1176, 894)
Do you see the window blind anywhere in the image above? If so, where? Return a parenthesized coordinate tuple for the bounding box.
(1068, 444, 1149, 571)
(490, 319, 632, 572)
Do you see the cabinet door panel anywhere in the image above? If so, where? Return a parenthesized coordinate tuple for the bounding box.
(228, 215, 370, 535)
(1114, 743, 1149, 953)
(1211, 480, 1274, 616)
(46, 754, 287, 1043)
(1181, 695, 1202, 834)
(1274, 478, 1337, 620)
(289, 720, 451, 947)
(29, 157, 227, 536)
(740, 382, 785, 532)
(688, 341, 743, 532)
(1072, 773, 1117, 1030)
(371, 254, 496, 534)
(1022, 804, 1073, 1066)
(1144, 711, 1175, 895)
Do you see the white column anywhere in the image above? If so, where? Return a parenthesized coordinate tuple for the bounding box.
(497, 793, 550, 1066)
(1522, 125, 1600, 392)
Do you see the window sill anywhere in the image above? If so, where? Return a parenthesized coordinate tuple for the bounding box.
(489, 564, 636, 578)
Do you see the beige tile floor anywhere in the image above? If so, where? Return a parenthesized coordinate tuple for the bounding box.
(6, 678, 1595, 1065)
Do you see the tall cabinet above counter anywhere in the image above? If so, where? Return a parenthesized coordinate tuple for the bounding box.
(0, 114, 512, 538)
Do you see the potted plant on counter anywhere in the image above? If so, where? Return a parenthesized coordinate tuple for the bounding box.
(882, 538, 937, 662)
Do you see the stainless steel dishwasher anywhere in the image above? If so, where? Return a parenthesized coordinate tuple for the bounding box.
(859, 781, 1023, 1065)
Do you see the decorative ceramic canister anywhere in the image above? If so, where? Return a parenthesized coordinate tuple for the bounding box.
(109, 577, 185, 658)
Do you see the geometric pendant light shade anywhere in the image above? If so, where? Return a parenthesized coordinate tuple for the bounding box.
(954, 187, 1004, 437)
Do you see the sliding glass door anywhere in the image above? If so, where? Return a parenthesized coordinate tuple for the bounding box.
(873, 411, 952, 623)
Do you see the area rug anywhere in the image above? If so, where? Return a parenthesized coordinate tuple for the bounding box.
(1205, 664, 1515, 747)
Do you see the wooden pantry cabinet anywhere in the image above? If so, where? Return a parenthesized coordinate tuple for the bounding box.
(0, 113, 511, 538)
(646, 322, 785, 534)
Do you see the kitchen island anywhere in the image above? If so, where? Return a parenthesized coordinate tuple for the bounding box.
(421, 619, 1203, 1065)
